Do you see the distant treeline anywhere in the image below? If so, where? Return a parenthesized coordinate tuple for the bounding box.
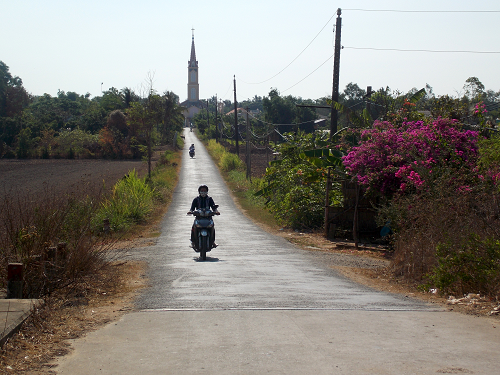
(0, 61, 185, 159)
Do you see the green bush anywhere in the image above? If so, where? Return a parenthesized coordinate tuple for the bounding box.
(257, 131, 335, 230)
(219, 151, 243, 172)
(426, 235, 500, 297)
(93, 169, 154, 231)
(206, 139, 226, 161)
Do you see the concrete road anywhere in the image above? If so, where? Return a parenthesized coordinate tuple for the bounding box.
(55, 129, 500, 374)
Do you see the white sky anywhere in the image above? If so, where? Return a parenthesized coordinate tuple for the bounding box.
(1, 0, 499, 103)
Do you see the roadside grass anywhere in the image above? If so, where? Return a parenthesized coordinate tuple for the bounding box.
(205, 139, 277, 229)
(92, 149, 181, 235)
(0, 146, 182, 299)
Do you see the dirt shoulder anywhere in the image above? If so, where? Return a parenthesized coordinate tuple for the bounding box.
(0, 260, 148, 374)
(277, 229, 500, 320)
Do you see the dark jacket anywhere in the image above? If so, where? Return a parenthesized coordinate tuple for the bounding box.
(190, 195, 217, 212)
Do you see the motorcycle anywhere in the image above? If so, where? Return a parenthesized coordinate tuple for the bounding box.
(189, 149, 195, 158)
(188, 206, 219, 260)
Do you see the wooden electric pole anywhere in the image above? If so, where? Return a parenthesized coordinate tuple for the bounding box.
(246, 107, 251, 181)
(215, 94, 218, 142)
(330, 8, 342, 140)
(206, 99, 209, 129)
(233, 75, 239, 156)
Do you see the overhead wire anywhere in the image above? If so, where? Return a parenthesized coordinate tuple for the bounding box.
(237, 11, 337, 85)
(343, 9, 500, 13)
(344, 46, 500, 54)
(281, 54, 334, 93)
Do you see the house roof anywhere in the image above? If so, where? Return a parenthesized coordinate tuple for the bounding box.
(225, 107, 245, 116)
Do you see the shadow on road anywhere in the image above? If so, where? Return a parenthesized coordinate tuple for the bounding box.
(193, 257, 220, 262)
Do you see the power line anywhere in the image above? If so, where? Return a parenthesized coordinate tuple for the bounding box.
(344, 46, 500, 54)
(238, 11, 336, 85)
(343, 8, 500, 13)
(221, 80, 233, 100)
(282, 54, 333, 93)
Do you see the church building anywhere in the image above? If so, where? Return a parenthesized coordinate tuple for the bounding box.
(181, 30, 202, 127)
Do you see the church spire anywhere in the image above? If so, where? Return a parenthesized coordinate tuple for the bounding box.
(189, 28, 197, 66)
(187, 29, 199, 102)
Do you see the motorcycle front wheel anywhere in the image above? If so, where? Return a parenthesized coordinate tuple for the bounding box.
(200, 236, 209, 261)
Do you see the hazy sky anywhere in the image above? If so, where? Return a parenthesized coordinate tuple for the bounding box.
(1, 0, 499, 103)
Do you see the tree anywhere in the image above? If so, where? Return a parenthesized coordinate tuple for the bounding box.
(0, 61, 31, 156)
(161, 91, 185, 143)
(262, 89, 319, 135)
(121, 87, 140, 108)
(80, 101, 107, 133)
(263, 88, 296, 134)
(463, 77, 485, 100)
(126, 94, 164, 177)
(98, 87, 125, 112)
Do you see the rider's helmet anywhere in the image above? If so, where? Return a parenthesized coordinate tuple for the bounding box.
(198, 184, 209, 197)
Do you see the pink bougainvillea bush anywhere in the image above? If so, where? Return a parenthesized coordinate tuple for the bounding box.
(342, 118, 500, 297)
(342, 118, 480, 196)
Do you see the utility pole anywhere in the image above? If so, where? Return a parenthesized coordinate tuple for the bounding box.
(233, 75, 239, 156)
(366, 86, 372, 113)
(330, 8, 342, 140)
(246, 107, 251, 181)
(206, 99, 210, 130)
(215, 94, 218, 142)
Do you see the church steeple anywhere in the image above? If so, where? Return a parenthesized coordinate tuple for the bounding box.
(187, 29, 199, 102)
(189, 29, 197, 65)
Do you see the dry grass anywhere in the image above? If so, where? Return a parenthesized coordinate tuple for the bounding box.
(0, 260, 147, 374)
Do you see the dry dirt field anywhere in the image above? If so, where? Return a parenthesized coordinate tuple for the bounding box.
(0, 159, 153, 201)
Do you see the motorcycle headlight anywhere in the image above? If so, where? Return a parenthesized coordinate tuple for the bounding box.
(207, 223, 214, 228)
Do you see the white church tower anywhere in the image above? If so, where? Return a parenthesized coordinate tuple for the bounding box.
(182, 29, 201, 127)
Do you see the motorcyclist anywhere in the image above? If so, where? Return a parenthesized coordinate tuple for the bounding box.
(189, 144, 195, 152)
(187, 185, 220, 248)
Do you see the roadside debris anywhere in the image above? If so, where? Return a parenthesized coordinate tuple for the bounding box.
(446, 293, 500, 315)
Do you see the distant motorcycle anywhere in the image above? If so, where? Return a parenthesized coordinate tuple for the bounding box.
(189, 149, 195, 158)
(188, 206, 219, 261)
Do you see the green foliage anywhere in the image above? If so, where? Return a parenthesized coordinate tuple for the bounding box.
(16, 128, 32, 158)
(54, 129, 99, 158)
(98, 87, 126, 112)
(205, 139, 243, 171)
(262, 88, 317, 134)
(205, 139, 226, 159)
(257, 131, 337, 229)
(93, 170, 154, 232)
(426, 235, 500, 297)
(160, 91, 185, 144)
(429, 95, 470, 121)
(478, 134, 500, 172)
(219, 152, 243, 172)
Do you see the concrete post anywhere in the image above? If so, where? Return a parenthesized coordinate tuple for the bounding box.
(7, 263, 23, 299)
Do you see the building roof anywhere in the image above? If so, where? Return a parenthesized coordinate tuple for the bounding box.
(225, 107, 246, 116)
